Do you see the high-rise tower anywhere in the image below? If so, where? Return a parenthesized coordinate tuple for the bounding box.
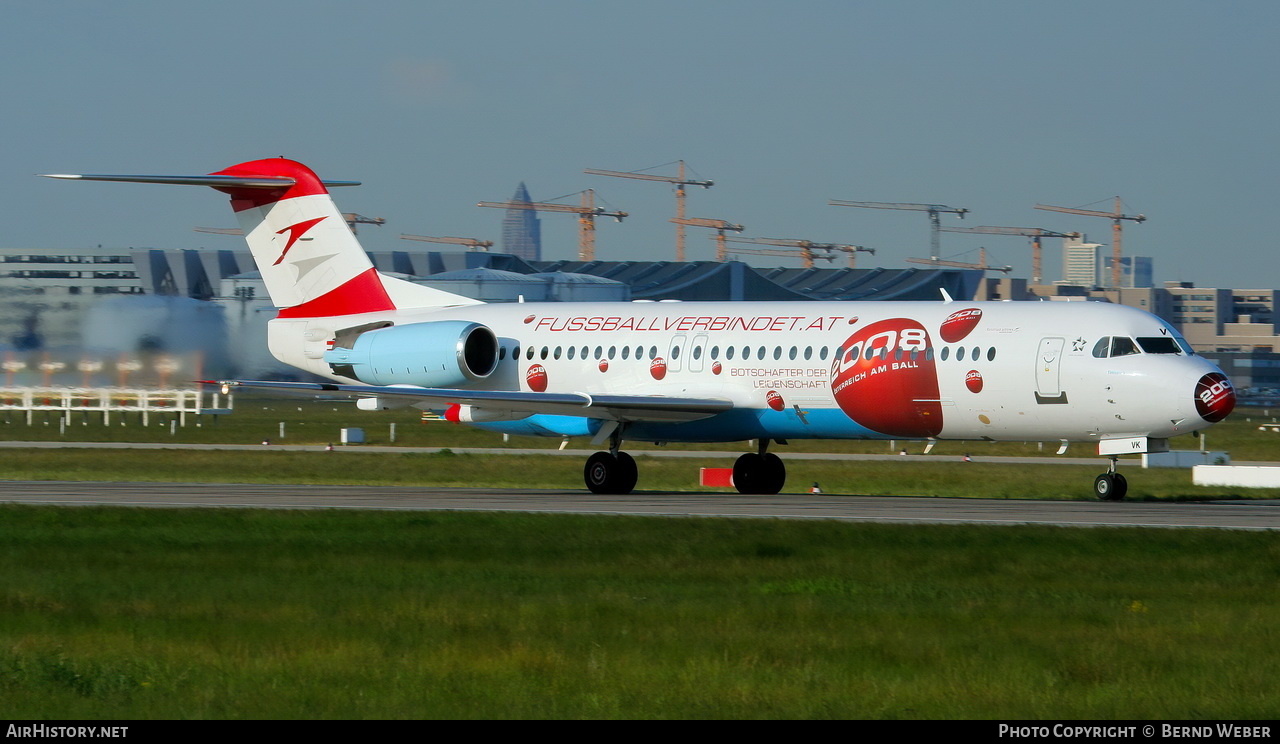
(501, 182, 542, 261)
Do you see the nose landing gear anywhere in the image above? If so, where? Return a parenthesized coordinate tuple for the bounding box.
(1094, 457, 1128, 501)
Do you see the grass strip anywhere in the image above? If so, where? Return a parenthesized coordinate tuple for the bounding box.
(0, 447, 1277, 500)
(0, 506, 1276, 719)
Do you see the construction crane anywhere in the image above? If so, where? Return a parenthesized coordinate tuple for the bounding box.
(341, 213, 385, 234)
(194, 212, 385, 236)
(1035, 197, 1145, 288)
(939, 226, 1080, 284)
(723, 237, 874, 269)
(906, 247, 1012, 273)
(400, 234, 494, 252)
(478, 189, 626, 261)
(584, 161, 713, 262)
(828, 201, 968, 261)
(670, 217, 744, 262)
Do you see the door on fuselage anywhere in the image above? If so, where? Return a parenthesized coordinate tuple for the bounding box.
(1035, 336, 1068, 404)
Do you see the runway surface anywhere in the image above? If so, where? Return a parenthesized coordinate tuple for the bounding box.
(0, 480, 1277, 530)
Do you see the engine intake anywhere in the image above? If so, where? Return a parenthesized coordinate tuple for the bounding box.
(324, 320, 498, 387)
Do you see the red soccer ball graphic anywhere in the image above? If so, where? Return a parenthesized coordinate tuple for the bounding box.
(598, 359, 609, 373)
(650, 357, 667, 380)
(711, 361, 722, 375)
(830, 318, 942, 437)
(939, 308, 982, 343)
(525, 364, 548, 392)
(1195, 373, 1235, 423)
(965, 369, 983, 393)
(766, 390, 785, 411)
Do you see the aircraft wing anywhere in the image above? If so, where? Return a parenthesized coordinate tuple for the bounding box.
(210, 380, 734, 423)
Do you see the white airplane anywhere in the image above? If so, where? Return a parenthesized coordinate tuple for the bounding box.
(44, 158, 1236, 499)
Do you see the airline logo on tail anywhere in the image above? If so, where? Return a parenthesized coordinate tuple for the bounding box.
(273, 216, 328, 265)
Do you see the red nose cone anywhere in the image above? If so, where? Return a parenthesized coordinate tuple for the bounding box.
(965, 369, 983, 393)
(650, 358, 667, 380)
(526, 364, 548, 392)
(940, 308, 982, 343)
(1195, 373, 1235, 423)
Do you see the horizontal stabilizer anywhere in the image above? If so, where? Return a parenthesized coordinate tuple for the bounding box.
(39, 173, 361, 188)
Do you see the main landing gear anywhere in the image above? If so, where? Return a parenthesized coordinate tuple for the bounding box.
(582, 432, 789, 496)
(584, 450, 637, 495)
(1093, 457, 1128, 501)
(732, 439, 787, 495)
(584, 424, 638, 495)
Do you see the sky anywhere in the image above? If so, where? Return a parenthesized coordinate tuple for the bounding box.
(4, 0, 1278, 288)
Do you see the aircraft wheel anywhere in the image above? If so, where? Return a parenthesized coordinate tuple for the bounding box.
(733, 453, 762, 494)
(1094, 473, 1126, 501)
(758, 453, 787, 495)
(584, 451, 637, 495)
(614, 451, 638, 494)
(733, 453, 786, 495)
(585, 451, 617, 494)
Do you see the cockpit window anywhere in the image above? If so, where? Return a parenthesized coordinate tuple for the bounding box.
(1136, 337, 1182, 354)
(1092, 336, 1141, 358)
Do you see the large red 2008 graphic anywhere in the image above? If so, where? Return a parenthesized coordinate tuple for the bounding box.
(830, 318, 943, 437)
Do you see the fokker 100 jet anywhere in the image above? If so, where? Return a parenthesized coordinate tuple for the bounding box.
(43, 159, 1236, 499)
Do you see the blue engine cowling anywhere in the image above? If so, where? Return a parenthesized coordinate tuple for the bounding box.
(323, 320, 498, 387)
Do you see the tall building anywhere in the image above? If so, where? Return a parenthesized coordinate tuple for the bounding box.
(1061, 235, 1104, 287)
(501, 182, 542, 261)
(1103, 256, 1154, 288)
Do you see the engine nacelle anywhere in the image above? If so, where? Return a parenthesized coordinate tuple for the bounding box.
(324, 321, 498, 387)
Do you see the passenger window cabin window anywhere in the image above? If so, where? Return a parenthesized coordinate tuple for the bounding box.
(594, 346, 603, 360)
(499, 347, 507, 361)
(757, 346, 766, 360)
(621, 346, 630, 360)
(940, 347, 950, 361)
(608, 346, 617, 359)
(789, 346, 798, 360)
(526, 346, 535, 360)
(987, 347, 996, 362)
(567, 346, 575, 360)
(553, 346, 562, 360)
(727, 346, 736, 360)
(956, 347, 966, 361)
(773, 347, 782, 360)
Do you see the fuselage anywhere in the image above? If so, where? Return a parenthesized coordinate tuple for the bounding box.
(270, 298, 1234, 447)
